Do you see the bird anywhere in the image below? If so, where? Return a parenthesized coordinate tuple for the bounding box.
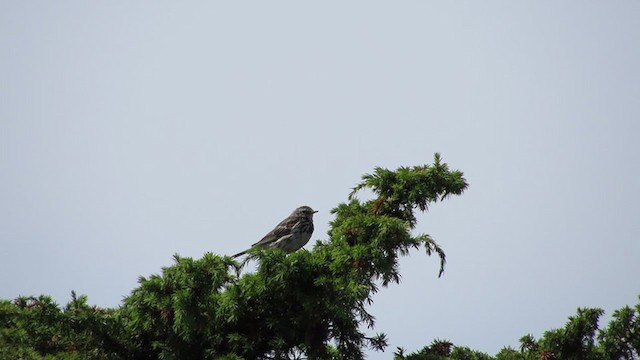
(231, 206, 318, 258)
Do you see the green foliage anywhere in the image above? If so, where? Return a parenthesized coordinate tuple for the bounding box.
(393, 341, 493, 360)
(537, 307, 604, 360)
(0, 293, 123, 359)
(0, 154, 468, 359)
(349, 153, 467, 230)
(449, 347, 493, 360)
(393, 339, 454, 360)
(597, 300, 640, 360)
(118, 253, 241, 359)
(113, 154, 468, 359)
(394, 300, 640, 360)
(494, 347, 522, 360)
(2, 153, 638, 359)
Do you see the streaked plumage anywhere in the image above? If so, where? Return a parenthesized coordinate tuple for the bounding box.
(232, 206, 317, 258)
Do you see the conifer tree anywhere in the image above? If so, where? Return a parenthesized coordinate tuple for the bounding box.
(119, 153, 468, 359)
(1, 155, 639, 359)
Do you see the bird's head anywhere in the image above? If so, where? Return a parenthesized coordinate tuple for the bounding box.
(294, 205, 318, 218)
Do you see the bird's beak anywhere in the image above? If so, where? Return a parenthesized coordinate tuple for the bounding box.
(313, 210, 318, 213)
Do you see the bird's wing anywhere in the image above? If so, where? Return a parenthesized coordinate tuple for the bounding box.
(270, 234, 294, 250)
(232, 224, 291, 258)
(251, 217, 300, 247)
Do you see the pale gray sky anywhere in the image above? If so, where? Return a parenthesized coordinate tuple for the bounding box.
(1, 2, 639, 358)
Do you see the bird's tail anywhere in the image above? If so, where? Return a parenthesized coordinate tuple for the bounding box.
(231, 250, 247, 258)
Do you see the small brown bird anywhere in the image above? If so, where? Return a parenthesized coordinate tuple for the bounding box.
(232, 206, 317, 258)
